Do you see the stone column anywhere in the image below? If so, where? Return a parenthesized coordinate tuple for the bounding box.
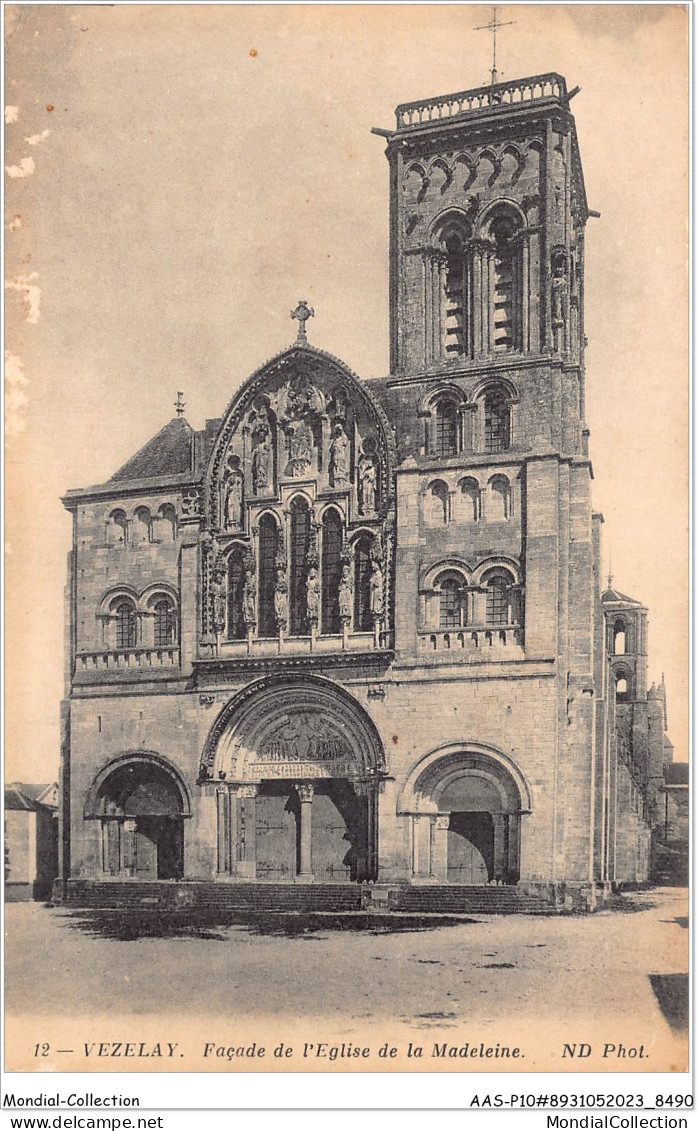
(236, 785, 258, 880)
(433, 814, 450, 882)
(216, 788, 230, 874)
(472, 242, 483, 357)
(122, 818, 137, 877)
(492, 813, 505, 881)
(472, 587, 488, 627)
(296, 782, 315, 883)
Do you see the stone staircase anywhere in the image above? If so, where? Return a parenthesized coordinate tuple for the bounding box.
(386, 884, 552, 915)
(63, 880, 553, 915)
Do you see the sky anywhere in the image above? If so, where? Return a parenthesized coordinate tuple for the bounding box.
(4, 3, 688, 781)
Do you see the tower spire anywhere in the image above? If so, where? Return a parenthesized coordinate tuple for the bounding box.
(474, 6, 515, 86)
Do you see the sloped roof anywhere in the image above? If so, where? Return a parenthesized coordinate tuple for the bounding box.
(602, 586, 645, 607)
(4, 783, 58, 811)
(5, 786, 35, 811)
(110, 418, 194, 482)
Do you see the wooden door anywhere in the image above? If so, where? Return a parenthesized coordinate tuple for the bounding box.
(311, 786, 359, 883)
(256, 792, 298, 882)
(447, 812, 494, 884)
(135, 819, 159, 878)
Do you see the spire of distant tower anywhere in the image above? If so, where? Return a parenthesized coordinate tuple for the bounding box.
(474, 5, 515, 85)
(607, 542, 613, 590)
(175, 391, 186, 417)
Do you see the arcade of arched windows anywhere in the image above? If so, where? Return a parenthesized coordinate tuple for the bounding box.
(104, 502, 178, 547)
(214, 502, 387, 645)
(419, 559, 523, 647)
(420, 383, 517, 460)
(422, 472, 515, 527)
(424, 204, 528, 366)
(95, 586, 180, 651)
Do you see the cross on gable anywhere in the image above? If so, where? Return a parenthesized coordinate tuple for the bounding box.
(291, 299, 315, 344)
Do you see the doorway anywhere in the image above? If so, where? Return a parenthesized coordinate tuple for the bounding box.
(447, 812, 494, 884)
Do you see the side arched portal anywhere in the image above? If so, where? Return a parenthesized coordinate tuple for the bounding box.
(202, 675, 386, 883)
(85, 752, 190, 880)
(399, 744, 531, 885)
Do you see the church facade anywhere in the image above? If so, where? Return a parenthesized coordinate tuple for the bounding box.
(59, 72, 670, 911)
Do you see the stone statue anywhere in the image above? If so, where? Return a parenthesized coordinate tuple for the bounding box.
(338, 563, 353, 624)
(273, 569, 288, 630)
(369, 560, 384, 619)
(329, 423, 350, 488)
(251, 434, 272, 493)
(305, 566, 320, 624)
(551, 256, 568, 352)
(211, 567, 226, 635)
(242, 570, 256, 626)
(224, 474, 243, 528)
(358, 456, 377, 514)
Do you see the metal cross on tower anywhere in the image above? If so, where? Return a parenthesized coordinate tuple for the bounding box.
(174, 391, 186, 417)
(291, 299, 314, 343)
(474, 6, 515, 86)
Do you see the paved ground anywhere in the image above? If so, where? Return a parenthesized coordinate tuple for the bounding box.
(5, 887, 687, 1022)
(4, 887, 688, 1073)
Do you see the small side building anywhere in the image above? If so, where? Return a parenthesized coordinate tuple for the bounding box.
(4, 783, 59, 901)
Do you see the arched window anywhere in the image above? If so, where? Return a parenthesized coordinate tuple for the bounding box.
(434, 399, 459, 458)
(115, 600, 137, 649)
(353, 534, 373, 632)
(457, 478, 479, 523)
(257, 514, 278, 638)
(615, 674, 630, 703)
(227, 547, 246, 640)
(484, 571, 512, 627)
(432, 214, 473, 362)
(613, 619, 627, 655)
(437, 574, 464, 629)
(426, 480, 449, 526)
(484, 390, 510, 453)
(153, 599, 176, 647)
(109, 509, 128, 547)
(158, 503, 177, 543)
(487, 476, 511, 521)
(133, 506, 152, 544)
(442, 231, 468, 357)
(290, 497, 311, 636)
(321, 508, 343, 634)
(490, 213, 520, 352)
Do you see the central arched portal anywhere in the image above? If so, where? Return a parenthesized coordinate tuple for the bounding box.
(202, 676, 385, 883)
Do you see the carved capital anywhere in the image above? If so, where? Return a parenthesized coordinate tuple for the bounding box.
(237, 784, 259, 800)
(435, 814, 450, 831)
(296, 781, 315, 803)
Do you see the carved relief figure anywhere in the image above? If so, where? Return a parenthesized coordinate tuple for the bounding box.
(305, 565, 320, 624)
(338, 563, 353, 624)
(369, 560, 384, 619)
(358, 455, 377, 514)
(224, 473, 243, 529)
(329, 423, 350, 488)
(288, 419, 313, 478)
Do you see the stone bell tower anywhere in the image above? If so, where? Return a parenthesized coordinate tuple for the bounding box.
(383, 73, 589, 444)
